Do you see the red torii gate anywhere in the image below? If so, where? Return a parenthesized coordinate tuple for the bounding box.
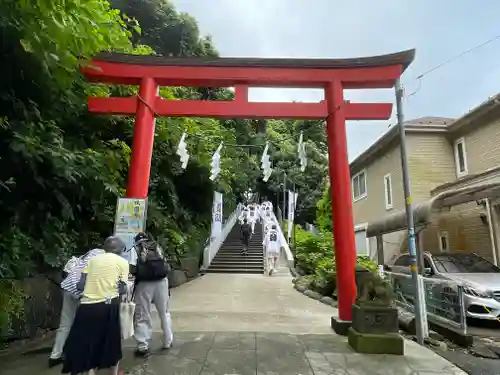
(82, 49, 415, 324)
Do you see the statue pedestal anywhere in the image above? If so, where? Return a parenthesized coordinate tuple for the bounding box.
(348, 303, 404, 355)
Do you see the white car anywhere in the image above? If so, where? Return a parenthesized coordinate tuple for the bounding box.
(389, 252, 500, 321)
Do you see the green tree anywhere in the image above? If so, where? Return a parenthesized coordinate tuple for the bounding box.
(0, 0, 330, 336)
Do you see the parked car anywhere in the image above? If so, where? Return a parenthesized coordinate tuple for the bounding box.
(388, 252, 500, 321)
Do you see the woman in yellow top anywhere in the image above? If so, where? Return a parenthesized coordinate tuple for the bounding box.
(62, 236, 129, 375)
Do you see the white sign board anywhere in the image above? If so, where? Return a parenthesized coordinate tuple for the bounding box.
(287, 191, 298, 242)
(211, 191, 223, 239)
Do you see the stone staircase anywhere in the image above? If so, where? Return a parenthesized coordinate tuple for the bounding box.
(206, 222, 264, 274)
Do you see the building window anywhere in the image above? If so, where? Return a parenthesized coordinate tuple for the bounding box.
(439, 231, 449, 252)
(352, 170, 367, 201)
(354, 225, 369, 256)
(383, 173, 393, 210)
(454, 137, 468, 177)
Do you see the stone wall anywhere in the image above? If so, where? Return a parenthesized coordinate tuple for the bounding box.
(3, 273, 62, 342)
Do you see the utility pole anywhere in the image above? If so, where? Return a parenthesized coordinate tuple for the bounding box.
(395, 79, 428, 344)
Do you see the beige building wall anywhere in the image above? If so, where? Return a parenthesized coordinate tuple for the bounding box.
(452, 112, 500, 176)
(406, 133, 456, 202)
(351, 109, 500, 265)
(417, 115, 500, 262)
(351, 142, 408, 263)
(352, 144, 404, 224)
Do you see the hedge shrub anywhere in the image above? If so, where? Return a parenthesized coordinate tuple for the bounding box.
(293, 225, 379, 298)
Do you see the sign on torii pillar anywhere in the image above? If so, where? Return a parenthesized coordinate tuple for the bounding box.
(82, 49, 415, 326)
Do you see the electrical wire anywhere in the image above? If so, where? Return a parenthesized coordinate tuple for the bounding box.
(405, 32, 500, 98)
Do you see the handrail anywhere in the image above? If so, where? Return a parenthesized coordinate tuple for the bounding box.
(202, 205, 241, 270)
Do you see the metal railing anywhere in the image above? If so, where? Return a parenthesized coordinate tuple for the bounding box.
(385, 271, 467, 335)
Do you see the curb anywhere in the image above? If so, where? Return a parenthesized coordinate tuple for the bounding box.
(0, 330, 56, 359)
(292, 278, 337, 308)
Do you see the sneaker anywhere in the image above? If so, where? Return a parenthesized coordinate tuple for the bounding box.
(134, 348, 150, 357)
(161, 342, 172, 350)
(48, 357, 63, 368)
(269, 269, 274, 276)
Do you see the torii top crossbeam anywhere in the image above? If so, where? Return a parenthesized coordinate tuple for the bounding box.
(82, 49, 415, 120)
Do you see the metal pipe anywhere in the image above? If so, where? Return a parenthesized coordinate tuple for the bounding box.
(282, 172, 287, 229)
(395, 79, 427, 344)
(485, 198, 498, 266)
(293, 181, 297, 247)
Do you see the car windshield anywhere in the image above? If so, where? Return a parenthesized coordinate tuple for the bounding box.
(432, 254, 500, 273)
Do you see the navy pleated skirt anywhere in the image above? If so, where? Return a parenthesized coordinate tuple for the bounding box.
(62, 297, 122, 374)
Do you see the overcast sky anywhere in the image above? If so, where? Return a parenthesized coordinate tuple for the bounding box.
(171, 0, 500, 160)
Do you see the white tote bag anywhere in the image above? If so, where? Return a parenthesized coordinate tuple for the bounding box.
(120, 301, 135, 340)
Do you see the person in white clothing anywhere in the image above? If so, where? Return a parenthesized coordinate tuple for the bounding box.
(248, 206, 257, 234)
(259, 204, 266, 221)
(262, 219, 273, 245)
(263, 224, 284, 276)
(48, 247, 106, 368)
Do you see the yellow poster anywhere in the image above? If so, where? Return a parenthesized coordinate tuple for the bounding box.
(114, 198, 148, 235)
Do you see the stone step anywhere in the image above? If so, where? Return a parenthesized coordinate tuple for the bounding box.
(205, 268, 264, 274)
(214, 254, 263, 259)
(216, 252, 263, 256)
(223, 239, 263, 244)
(211, 256, 263, 262)
(211, 261, 264, 267)
(210, 262, 263, 269)
(221, 242, 262, 245)
(218, 247, 262, 251)
(219, 244, 263, 251)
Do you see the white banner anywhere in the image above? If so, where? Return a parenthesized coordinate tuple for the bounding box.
(287, 191, 298, 241)
(211, 191, 223, 239)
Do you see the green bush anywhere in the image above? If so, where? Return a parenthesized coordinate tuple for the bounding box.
(356, 256, 378, 273)
(311, 257, 336, 296)
(294, 225, 379, 298)
(294, 227, 333, 274)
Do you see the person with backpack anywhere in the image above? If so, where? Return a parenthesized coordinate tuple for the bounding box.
(262, 224, 284, 276)
(48, 247, 106, 368)
(130, 232, 173, 357)
(240, 219, 252, 255)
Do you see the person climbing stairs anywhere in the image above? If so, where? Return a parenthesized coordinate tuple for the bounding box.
(206, 223, 264, 274)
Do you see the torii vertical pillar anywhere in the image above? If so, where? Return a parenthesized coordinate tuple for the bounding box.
(325, 80, 357, 327)
(126, 77, 158, 198)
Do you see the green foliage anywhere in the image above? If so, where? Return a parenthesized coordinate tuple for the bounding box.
(255, 120, 329, 226)
(0, 0, 331, 336)
(294, 227, 333, 274)
(0, 281, 24, 336)
(316, 184, 333, 232)
(356, 256, 378, 273)
(294, 224, 378, 298)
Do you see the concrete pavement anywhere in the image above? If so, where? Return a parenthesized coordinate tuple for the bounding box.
(2, 271, 468, 375)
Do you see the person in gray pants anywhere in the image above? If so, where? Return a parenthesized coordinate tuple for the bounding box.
(128, 233, 173, 357)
